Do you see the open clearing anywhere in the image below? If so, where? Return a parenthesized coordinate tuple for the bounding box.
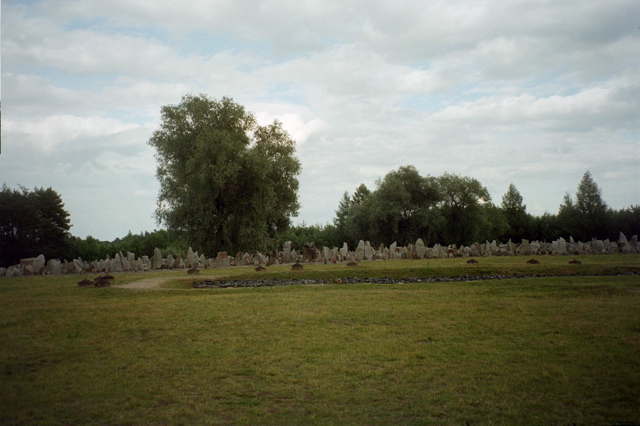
(1, 255, 639, 424)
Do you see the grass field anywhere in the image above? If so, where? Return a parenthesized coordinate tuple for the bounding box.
(1, 255, 639, 424)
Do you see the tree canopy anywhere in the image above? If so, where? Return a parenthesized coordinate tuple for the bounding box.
(148, 94, 302, 254)
(0, 185, 71, 266)
(501, 183, 532, 241)
(558, 171, 610, 241)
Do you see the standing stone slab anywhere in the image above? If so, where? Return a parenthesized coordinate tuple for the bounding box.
(415, 239, 426, 259)
(364, 241, 373, 260)
(355, 240, 365, 261)
(339, 243, 349, 260)
(283, 241, 292, 263)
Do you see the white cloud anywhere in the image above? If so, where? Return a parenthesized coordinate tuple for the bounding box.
(2, 0, 639, 239)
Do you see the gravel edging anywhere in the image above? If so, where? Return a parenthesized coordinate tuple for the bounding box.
(193, 272, 638, 288)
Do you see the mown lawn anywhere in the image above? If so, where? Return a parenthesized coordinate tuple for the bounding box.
(1, 256, 639, 424)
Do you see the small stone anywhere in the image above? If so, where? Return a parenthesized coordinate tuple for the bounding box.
(569, 259, 582, 264)
(466, 258, 478, 264)
(255, 265, 266, 272)
(291, 262, 304, 271)
(346, 261, 358, 267)
(526, 258, 540, 264)
(187, 268, 200, 275)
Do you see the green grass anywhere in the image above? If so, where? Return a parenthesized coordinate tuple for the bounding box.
(1, 255, 639, 424)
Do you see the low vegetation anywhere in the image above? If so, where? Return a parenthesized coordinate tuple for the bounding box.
(1, 255, 639, 424)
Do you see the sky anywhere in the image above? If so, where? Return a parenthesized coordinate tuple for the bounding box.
(2, 0, 639, 241)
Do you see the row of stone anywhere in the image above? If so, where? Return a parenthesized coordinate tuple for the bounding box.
(1, 233, 637, 277)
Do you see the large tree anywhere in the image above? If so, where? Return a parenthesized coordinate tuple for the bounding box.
(148, 94, 301, 254)
(0, 185, 71, 266)
(501, 183, 531, 241)
(363, 166, 442, 245)
(558, 171, 610, 240)
(437, 173, 491, 246)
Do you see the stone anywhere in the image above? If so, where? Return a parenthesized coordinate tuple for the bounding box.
(6, 266, 21, 277)
(518, 239, 532, 256)
(303, 242, 317, 262)
(339, 243, 349, 260)
(283, 241, 292, 263)
(234, 252, 243, 266)
(215, 252, 228, 267)
(526, 258, 540, 264)
(346, 261, 358, 267)
(187, 268, 200, 275)
(111, 256, 122, 272)
(556, 238, 567, 255)
(389, 242, 397, 259)
(119, 252, 130, 271)
(46, 259, 62, 275)
(415, 239, 426, 259)
(291, 262, 303, 271)
(20, 258, 35, 275)
(354, 240, 365, 261)
(32, 254, 46, 275)
(322, 246, 331, 262)
(255, 265, 266, 272)
(364, 241, 373, 260)
(153, 248, 163, 269)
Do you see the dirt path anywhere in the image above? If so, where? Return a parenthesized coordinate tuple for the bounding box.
(113, 275, 227, 290)
(114, 277, 172, 289)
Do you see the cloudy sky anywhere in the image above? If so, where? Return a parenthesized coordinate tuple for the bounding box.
(2, 0, 639, 241)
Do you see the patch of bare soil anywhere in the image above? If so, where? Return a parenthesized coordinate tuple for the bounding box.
(114, 275, 226, 290)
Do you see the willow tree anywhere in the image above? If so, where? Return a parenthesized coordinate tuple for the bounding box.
(148, 94, 301, 254)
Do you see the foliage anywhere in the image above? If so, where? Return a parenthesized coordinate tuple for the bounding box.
(501, 183, 532, 241)
(148, 94, 301, 255)
(277, 222, 339, 252)
(65, 229, 184, 262)
(436, 173, 491, 245)
(558, 171, 611, 241)
(0, 185, 71, 266)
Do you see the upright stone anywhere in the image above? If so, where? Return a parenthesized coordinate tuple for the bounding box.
(355, 240, 365, 261)
(557, 237, 567, 255)
(364, 241, 373, 260)
(153, 248, 163, 269)
(415, 239, 426, 259)
(33, 254, 46, 275)
(303, 242, 317, 262)
(322, 246, 331, 262)
(216, 252, 229, 268)
(283, 241, 292, 263)
(46, 259, 62, 275)
(339, 243, 349, 260)
(185, 247, 196, 268)
(119, 252, 130, 271)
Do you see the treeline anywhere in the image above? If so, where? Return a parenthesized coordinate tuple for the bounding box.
(283, 167, 640, 250)
(0, 185, 189, 267)
(2, 168, 638, 267)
